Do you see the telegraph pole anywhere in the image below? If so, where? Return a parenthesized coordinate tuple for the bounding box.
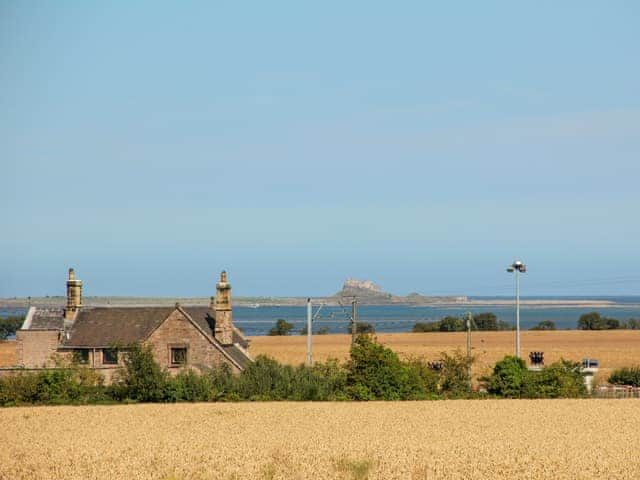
(351, 297, 357, 346)
(306, 298, 313, 366)
(465, 311, 472, 358)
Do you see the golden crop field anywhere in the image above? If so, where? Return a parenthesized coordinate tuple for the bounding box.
(1, 400, 639, 479)
(251, 330, 640, 380)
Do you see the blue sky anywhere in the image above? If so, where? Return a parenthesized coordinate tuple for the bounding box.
(2, 1, 640, 297)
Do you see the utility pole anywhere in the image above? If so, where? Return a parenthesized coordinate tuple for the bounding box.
(465, 311, 472, 358)
(351, 297, 358, 346)
(306, 298, 313, 366)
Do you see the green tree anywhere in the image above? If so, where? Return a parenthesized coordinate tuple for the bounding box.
(439, 316, 464, 332)
(268, 319, 294, 336)
(627, 319, 640, 330)
(412, 321, 440, 332)
(346, 322, 375, 334)
(530, 320, 556, 331)
(346, 335, 424, 400)
(0, 316, 24, 340)
(483, 356, 529, 398)
(577, 312, 609, 330)
(473, 312, 498, 331)
(608, 366, 640, 387)
(114, 343, 168, 402)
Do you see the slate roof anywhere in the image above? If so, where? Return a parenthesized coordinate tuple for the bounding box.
(64, 307, 174, 347)
(29, 308, 64, 330)
(223, 344, 252, 369)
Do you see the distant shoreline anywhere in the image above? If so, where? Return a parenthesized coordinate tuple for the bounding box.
(1, 296, 638, 309)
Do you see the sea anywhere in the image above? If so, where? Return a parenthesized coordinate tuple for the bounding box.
(2, 296, 640, 336)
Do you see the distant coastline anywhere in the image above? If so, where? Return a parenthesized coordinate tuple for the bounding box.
(0, 295, 637, 309)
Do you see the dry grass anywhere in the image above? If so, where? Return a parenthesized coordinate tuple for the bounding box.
(251, 330, 640, 381)
(1, 401, 639, 479)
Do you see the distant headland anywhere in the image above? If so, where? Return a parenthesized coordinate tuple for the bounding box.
(0, 278, 627, 308)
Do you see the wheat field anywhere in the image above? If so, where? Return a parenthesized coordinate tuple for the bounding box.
(1, 400, 639, 479)
(251, 330, 640, 380)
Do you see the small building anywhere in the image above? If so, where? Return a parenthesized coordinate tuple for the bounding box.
(15, 269, 251, 381)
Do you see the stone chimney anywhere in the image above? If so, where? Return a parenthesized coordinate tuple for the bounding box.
(214, 270, 233, 345)
(64, 268, 82, 321)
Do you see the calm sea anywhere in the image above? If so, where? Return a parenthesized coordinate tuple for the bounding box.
(2, 298, 640, 336)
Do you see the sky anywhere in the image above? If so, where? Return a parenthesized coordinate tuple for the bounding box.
(2, 1, 640, 298)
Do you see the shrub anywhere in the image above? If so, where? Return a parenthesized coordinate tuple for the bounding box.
(439, 316, 464, 332)
(608, 366, 640, 387)
(525, 360, 585, 398)
(0, 316, 23, 340)
(114, 343, 169, 402)
(627, 319, 640, 330)
(412, 321, 440, 333)
(268, 319, 294, 336)
(530, 320, 556, 331)
(347, 322, 375, 334)
(483, 356, 585, 398)
(439, 350, 474, 396)
(345, 335, 424, 400)
(484, 356, 529, 398)
(577, 312, 606, 330)
(235, 355, 295, 400)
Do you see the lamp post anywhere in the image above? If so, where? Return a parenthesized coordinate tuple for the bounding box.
(507, 260, 527, 358)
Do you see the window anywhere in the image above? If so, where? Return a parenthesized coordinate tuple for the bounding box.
(74, 349, 89, 364)
(103, 348, 118, 365)
(171, 347, 187, 366)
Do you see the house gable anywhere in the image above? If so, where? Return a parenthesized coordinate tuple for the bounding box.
(145, 307, 243, 373)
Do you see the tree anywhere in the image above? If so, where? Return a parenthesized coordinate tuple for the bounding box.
(439, 316, 464, 332)
(0, 316, 24, 340)
(577, 312, 607, 330)
(530, 320, 556, 331)
(268, 319, 294, 336)
(627, 319, 640, 330)
(605, 317, 621, 329)
(483, 356, 529, 398)
(115, 343, 168, 402)
(346, 334, 423, 400)
(473, 312, 498, 331)
(345, 322, 375, 334)
(412, 321, 440, 333)
(300, 325, 330, 335)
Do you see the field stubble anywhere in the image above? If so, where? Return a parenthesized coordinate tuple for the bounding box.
(1, 401, 640, 479)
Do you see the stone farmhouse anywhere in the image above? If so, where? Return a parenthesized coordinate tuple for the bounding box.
(15, 269, 252, 380)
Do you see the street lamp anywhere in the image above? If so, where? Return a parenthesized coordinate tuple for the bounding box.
(506, 260, 527, 358)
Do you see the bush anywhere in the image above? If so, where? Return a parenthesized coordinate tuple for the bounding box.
(484, 356, 529, 398)
(439, 350, 474, 396)
(114, 343, 169, 402)
(347, 322, 375, 334)
(577, 312, 606, 330)
(525, 360, 585, 398)
(627, 319, 640, 330)
(268, 319, 294, 336)
(345, 335, 424, 400)
(412, 321, 440, 333)
(530, 320, 556, 331)
(0, 316, 23, 340)
(608, 366, 640, 387)
(482, 356, 585, 398)
(300, 325, 331, 335)
(439, 316, 464, 332)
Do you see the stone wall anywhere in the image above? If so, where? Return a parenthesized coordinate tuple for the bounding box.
(146, 309, 241, 374)
(16, 330, 60, 368)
